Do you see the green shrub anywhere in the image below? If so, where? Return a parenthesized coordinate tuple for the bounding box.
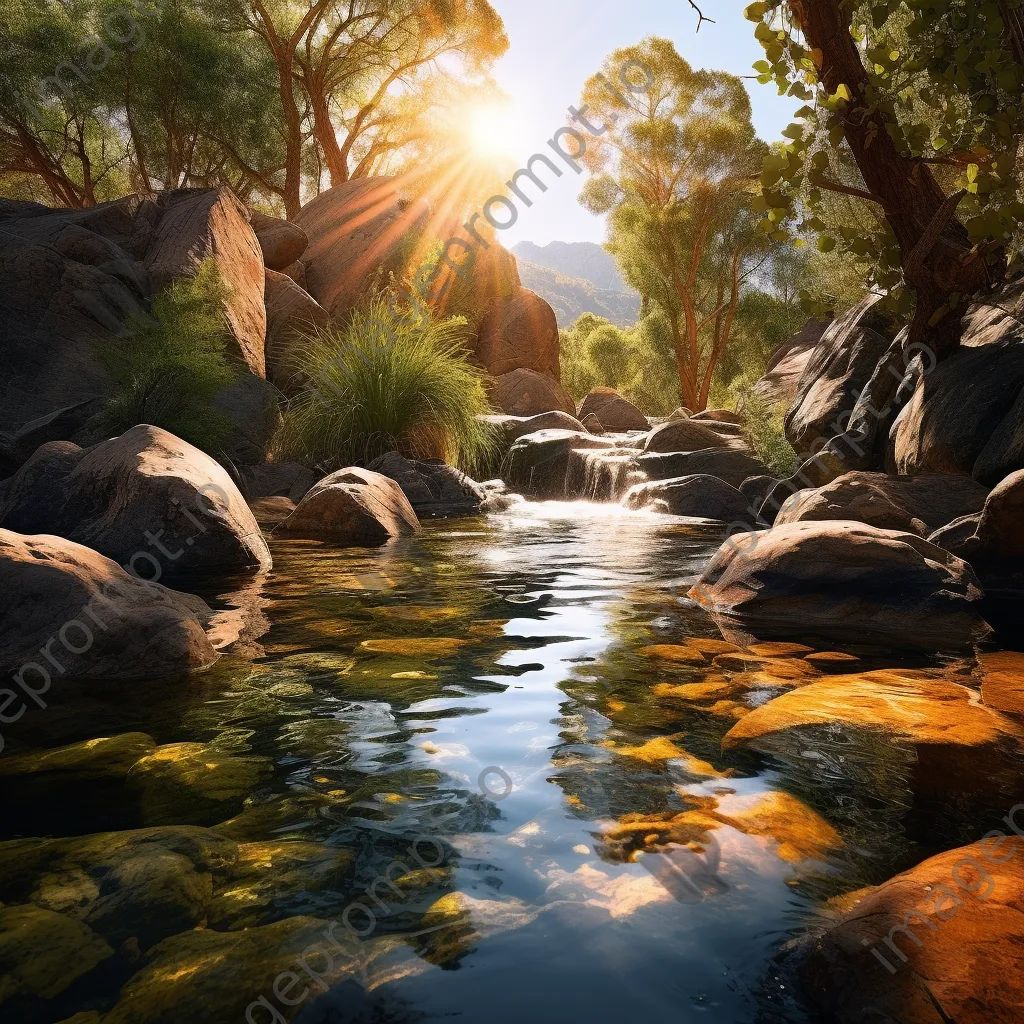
(95, 260, 238, 452)
(278, 295, 495, 472)
(727, 373, 798, 478)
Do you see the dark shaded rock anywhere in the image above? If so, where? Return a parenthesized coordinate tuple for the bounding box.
(249, 496, 296, 528)
(776, 471, 989, 536)
(0, 399, 107, 471)
(242, 463, 316, 503)
(739, 474, 778, 514)
(929, 469, 1024, 563)
(490, 368, 576, 416)
(635, 448, 769, 488)
(263, 269, 330, 393)
(643, 419, 746, 454)
(0, 425, 271, 575)
(752, 319, 831, 406)
(624, 475, 755, 522)
(211, 373, 281, 465)
(278, 467, 420, 544)
(367, 452, 485, 517)
(785, 297, 899, 454)
(248, 210, 308, 271)
(690, 521, 989, 649)
(580, 413, 605, 434)
(506, 429, 618, 499)
(578, 387, 648, 431)
(481, 411, 585, 452)
(0, 530, 218, 681)
(475, 288, 560, 379)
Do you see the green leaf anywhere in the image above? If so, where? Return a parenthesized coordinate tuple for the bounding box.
(818, 236, 836, 253)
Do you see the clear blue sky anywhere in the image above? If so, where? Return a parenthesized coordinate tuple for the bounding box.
(486, 0, 798, 247)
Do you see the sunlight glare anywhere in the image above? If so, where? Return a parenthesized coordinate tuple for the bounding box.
(466, 100, 527, 161)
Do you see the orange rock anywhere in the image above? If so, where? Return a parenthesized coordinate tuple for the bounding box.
(979, 650, 1024, 716)
(748, 642, 814, 657)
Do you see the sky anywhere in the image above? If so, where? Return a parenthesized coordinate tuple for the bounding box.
(484, 0, 799, 248)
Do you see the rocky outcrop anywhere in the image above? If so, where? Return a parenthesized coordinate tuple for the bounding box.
(0, 425, 271, 575)
(753, 319, 831, 406)
(482, 411, 585, 451)
(785, 298, 899, 455)
(294, 177, 430, 320)
(624, 475, 754, 521)
(929, 469, 1024, 564)
(690, 521, 989, 649)
(506, 429, 618, 499)
(366, 452, 486, 517)
(278, 467, 420, 544)
(474, 288, 560, 380)
(643, 418, 745, 454)
(0, 530, 218, 680)
(248, 211, 308, 272)
(776, 471, 989, 536)
(490, 368, 577, 416)
(263, 269, 330, 392)
(144, 188, 267, 378)
(578, 388, 649, 431)
(635, 449, 770, 488)
(802, 836, 1024, 1024)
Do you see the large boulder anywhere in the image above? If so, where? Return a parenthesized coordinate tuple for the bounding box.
(481, 411, 585, 452)
(0, 530, 218, 683)
(506, 429, 618, 499)
(776, 471, 989, 537)
(752, 319, 831, 406)
(624, 475, 755, 522)
(635, 449, 770, 488)
(474, 288, 560, 379)
(293, 177, 430, 320)
(929, 469, 1024, 564)
(209, 373, 281, 466)
(262, 269, 330, 392)
(802, 837, 1024, 1024)
(785, 297, 899, 455)
(0, 425, 271, 575)
(490, 368, 576, 416)
(144, 188, 267, 378)
(278, 467, 420, 544)
(689, 521, 989, 649)
(240, 462, 316, 503)
(578, 388, 648, 431)
(366, 452, 486, 517)
(248, 210, 308, 272)
(643, 419, 745, 454)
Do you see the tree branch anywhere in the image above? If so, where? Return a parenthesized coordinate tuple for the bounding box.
(687, 1, 715, 31)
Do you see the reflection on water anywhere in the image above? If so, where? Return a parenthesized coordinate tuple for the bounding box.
(2, 501, 1022, 1024)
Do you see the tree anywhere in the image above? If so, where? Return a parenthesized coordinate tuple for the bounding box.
(577, 38, 771, 411)
(747, 0, 1024, 357)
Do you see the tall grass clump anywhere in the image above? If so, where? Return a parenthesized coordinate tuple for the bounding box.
(278, 296, 495, 472)
(95, 260, 238, 451)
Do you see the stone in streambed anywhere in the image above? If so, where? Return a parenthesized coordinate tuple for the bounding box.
(578, 387, 649, 431)
(636, 448, 769, 488)
(506, 429, 618, 499)
(624, 474, 756, 522)
(643, 418, 746, 454)
(366, 451, 486, 518)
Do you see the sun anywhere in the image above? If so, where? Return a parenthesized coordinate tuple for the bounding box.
(465, 100, 527, 162)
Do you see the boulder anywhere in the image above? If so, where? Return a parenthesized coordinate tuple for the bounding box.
(490, 368, 577, 416)
(0, 398, 107, 472)
(785, 297, 899, 454)
(578, 388, 649, 431)
(481, 411, 585, 451)
(278, 467, 420, 544)
(580, 413, 605, 434)
(752, 319, 831, 406)
(689, 521, 989, 649)
(144, 188, 267, 378)
(802, 837, 1024, 1024)
(210, 373, 281, 465)
(366, 452, 485, 517)
(690, 408, 744, 425)
(0, 425, 271, 575)
(0, 530, 218, 682)
(474, 288, 560, 379)
(739, 474, 779, 514)
(635, 449, 770, 488)
(776, 472, 989, 537)
(643, 419, 745, 454)
(624, 475, 755, 522)
(249, 496, 296, 528)
(241, 462, 316, 503)
(294, 177, 430, 320)
(248, 210, 308, 271)
(929, 469, 1024, 564)
(506, 429, 618, 499)
(668, 407, 693, 421)
(263, 269, 330, 392)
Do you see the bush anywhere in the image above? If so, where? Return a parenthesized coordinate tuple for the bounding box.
(727, 373, 798, 478)
(95, 260, 239, 452)
(278, 296, 495, 472)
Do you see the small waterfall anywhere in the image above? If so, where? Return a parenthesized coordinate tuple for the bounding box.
(566, 447, 649, 501)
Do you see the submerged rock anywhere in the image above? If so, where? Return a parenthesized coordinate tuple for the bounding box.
(366, 451, 485, 517)
(0, 424, 271, 575)
(689, 521, 990, 649)
(578, 388, 649, 431)
(278, 467, 420, 544)
(802, 837, 1024, 1024)
(624, 474, 754, 522)
(776, 471, 989, 536)
(0, 530, 218, 681)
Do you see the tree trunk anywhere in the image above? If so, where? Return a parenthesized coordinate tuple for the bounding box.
(308, 81, 349, 186)
(792, 0, 1001, 357)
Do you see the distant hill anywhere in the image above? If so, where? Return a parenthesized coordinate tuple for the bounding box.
(511, 241, 640, 328)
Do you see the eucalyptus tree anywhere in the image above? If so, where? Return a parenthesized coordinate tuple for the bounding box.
(578, 38, 770, 411)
